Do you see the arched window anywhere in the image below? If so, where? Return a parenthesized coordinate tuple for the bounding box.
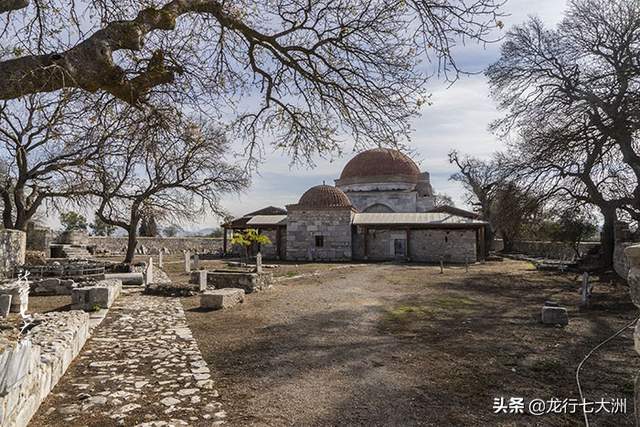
(363, 203, 394, 213)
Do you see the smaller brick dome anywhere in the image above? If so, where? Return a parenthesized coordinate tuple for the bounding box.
(297, 185, 352, 209)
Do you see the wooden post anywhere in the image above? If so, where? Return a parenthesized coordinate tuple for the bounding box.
(363, 226, 369, 260)
(405, 228, 411, 261)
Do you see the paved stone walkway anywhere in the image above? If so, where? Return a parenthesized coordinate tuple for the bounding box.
(30, 290, 226, 426)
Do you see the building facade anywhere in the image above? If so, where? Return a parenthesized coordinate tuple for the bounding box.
(223, 148, 487, 263)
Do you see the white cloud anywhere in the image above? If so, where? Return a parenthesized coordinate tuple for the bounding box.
(209, 0, 570, 226)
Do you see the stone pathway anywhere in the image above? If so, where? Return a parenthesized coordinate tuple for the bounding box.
(30, 290, 226, 427)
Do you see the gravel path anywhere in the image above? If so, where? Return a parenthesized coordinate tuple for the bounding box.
(30, 290, 226, 426)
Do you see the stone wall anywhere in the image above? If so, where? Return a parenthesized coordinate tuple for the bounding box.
(0, 230, 26, 278)
(492, 239, 599, 259)
(0, 311, 89, 427)
(353, 228, 477, 263)
(25, 224, 53, 252)
(88, 236, 223, 255)
(256, 229, 286, 259)
(345, 191, 419, 213)
(286, 209, 354, 261)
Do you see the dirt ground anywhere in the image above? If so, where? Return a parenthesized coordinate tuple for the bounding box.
(182, 260, 640, 426)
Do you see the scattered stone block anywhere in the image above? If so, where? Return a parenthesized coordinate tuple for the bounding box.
(30, 278, 76, 295)
(71, 279, 122, 311)
(203, 270, 273, 293)
(189, 270, 208, 292)
(103, 272, 143, 286)
(0, 280, 29, 314)
(201, 289, 245, 310)
(541, 305, 568, 326)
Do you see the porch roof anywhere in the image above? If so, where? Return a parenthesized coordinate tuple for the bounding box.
(352, 212, 487, 227)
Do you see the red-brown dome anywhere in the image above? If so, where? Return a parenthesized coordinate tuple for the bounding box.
(339, 148, 420, 181)
(297, 185, 352, 209)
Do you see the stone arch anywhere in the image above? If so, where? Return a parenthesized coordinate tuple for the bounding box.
(363, 203, 394, 213)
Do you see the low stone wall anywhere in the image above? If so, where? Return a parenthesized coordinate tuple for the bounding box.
(492, 239, 599, 260)
(88, 236, 223, 255)
(204, 270, 272, 293)
(0, 230, 26, 278)
(0, 311, 89, 427)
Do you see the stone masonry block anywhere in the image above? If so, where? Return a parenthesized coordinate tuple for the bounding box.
(541, 305, 568, 326)
(71, 279, 122, 311)
(201, 288, 245, 310)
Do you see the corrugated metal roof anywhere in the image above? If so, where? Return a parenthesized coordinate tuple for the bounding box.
(246, 215, 288, 226)
(352, 212, 487, 226)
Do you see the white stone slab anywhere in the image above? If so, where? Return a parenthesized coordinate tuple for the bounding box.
(201, 288, 245, 310)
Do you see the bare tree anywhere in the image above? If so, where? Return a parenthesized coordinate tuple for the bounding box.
(449, 150, 510, 246)
(432, 192, 455, 207)
(489, 181, 544, 252)
(91, 112, 248, 263)
(503, 118, 634, 266)
(0, 91, 125, 230)
(486, 0, 640, 265)
(1, 1, 504, 162)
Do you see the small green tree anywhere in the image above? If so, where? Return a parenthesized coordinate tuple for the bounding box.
(90, 214, 116, 236)
(60, 211, 88, 232)
(230, 229, 272, 264)
(139, 214, 159, 237)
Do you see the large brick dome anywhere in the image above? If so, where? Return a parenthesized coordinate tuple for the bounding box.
(339, 148, 420, 181)
(297, 185, 352, 209)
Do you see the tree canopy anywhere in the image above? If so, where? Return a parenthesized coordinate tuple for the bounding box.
(1, 1, 505, 162)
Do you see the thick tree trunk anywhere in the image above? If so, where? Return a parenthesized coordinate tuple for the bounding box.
(599, 208, 616, 269)
(124, 213, 141, 264)
(124, 229, 138, 264)
(484, 224, 495, 252)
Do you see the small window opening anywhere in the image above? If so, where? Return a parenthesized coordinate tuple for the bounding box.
(315, 235, 324, 247)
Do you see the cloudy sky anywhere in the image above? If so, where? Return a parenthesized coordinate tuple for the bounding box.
(207, 0, 570, 230)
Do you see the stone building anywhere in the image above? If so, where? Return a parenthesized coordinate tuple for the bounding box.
(335, 148, 435, 213)
(223, 148, 488, 263)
